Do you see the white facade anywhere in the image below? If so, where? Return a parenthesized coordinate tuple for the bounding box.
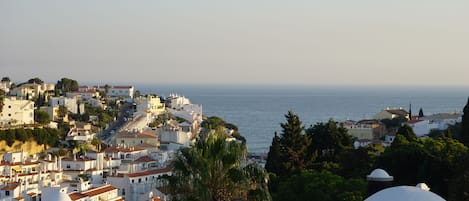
(0, 152, 64, 201)
(158, 124, 193, 147)
(90, 85, 134, 99)
(10, 83, 55, 99)
(49, 96, 84, 114)
(107, 167, 171, 201)
(66, 128, 96, 142)
(408, 113, 461, 137)
(0, 97, 34, 126)
(0, 81, 11, 94)
(166, 94, 203, 123)
(136, 95, 165, 117)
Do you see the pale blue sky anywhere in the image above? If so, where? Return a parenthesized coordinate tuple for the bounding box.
(1, 0, 469, 86)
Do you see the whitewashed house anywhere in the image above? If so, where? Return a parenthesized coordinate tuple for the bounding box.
(0, 97, 34, 126)
(106, 167, 171, 201)
(407, 113, 462, 137)
(49, 96, 85, 114)
(10, 83, 54, 100)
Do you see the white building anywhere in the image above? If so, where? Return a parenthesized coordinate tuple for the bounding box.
(84, 85, 135, 99)
(104, 146, 148, 165)
(136, 95, 165, 117)
(374, 108, 410, 120)
(68, 184, 122, 201)
(158, 122, 193, 150)
(49, 96, 85, 114)
(166, 94, 203, 123)
(61, 154, 105, 185)
(66, 128, 96, 142)
(0, 152, 64, 201)
(0, 97, 34, 126)
(0, 80, 11, 94)
(107, 167, 171, 201)
(10, 83, 55, 99)
(407, 113, 461, 137)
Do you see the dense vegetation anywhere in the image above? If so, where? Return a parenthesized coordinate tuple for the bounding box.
(201, 116, 246, 143)
(0, 128, 62, 148)
(162, 128, 271, 201)
(266, 99, 469, 201)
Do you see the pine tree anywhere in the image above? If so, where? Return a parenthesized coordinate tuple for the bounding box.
(461, 98, 469, 146)
(418, 108, 424, 117)
(278, 111, 311, 175)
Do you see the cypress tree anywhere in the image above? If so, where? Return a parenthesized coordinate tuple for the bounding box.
(265, 132, 282, 175)
(418, 108, 424, 117)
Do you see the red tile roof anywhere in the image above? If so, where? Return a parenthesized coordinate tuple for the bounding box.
(134, 156, 155, 163)
(68, 185, 117, 200)
(62, 157, 94, 162)
(116, 131, 158, 139)
(83, 185, 117, 197)
(69, 192, 87, 201)
(104, 146, 146, 153)
(1, 182, 19, 190)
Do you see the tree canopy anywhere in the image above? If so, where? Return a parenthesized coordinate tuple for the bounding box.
(55, 77, 79, 95)
(27, 77, 44, 84)
(163, 129, 271, 201)
(1, 77, 10, 82)
(34, 109, 51, 124)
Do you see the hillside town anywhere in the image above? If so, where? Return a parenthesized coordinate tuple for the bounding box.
(0, 77, 464, 201)
(0, 77, 217, 201)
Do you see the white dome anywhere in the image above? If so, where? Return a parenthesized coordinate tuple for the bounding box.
(367, 169, 393, 181)
(42, 187, 72, 201)
(365, 186, 446, 201)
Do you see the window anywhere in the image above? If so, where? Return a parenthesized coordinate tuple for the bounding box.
(131, 179, 134, 183)
(8, 114, 11, 117)
(5, 190, 10, 196)
(122, 189, 125, 195)
(138, 178, 142, 183)
(66, 164, 71, 169)
(8, 105, 11, 108)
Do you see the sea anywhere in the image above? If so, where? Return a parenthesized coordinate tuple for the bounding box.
(138, 84, 469, 154)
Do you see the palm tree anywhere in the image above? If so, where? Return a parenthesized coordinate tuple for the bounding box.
(163, 128, 271, 201)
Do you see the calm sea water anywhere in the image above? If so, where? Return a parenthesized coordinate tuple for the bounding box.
(138, 84, 469, 153)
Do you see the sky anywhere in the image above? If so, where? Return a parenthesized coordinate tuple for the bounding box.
(1, 0, 469, 86)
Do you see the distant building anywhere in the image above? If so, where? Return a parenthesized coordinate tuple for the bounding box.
(0, 80, 12, 94)
(342, 119, 387, 141)
(166, 93, 203, 124)
(65, 123, 96, 142)
(10, 82, 55, 100)
(115, 130, 159, 151)
(158, 121, 194, 150)
(407, 113, 461, 137)
(374, 108, 410, 120)
(49, 96, 85, 114)
(0, 97, 34, 126)
(107, 167, 171, 201)
(80, 85, 135, 99)
(136, 95, 165, 116)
